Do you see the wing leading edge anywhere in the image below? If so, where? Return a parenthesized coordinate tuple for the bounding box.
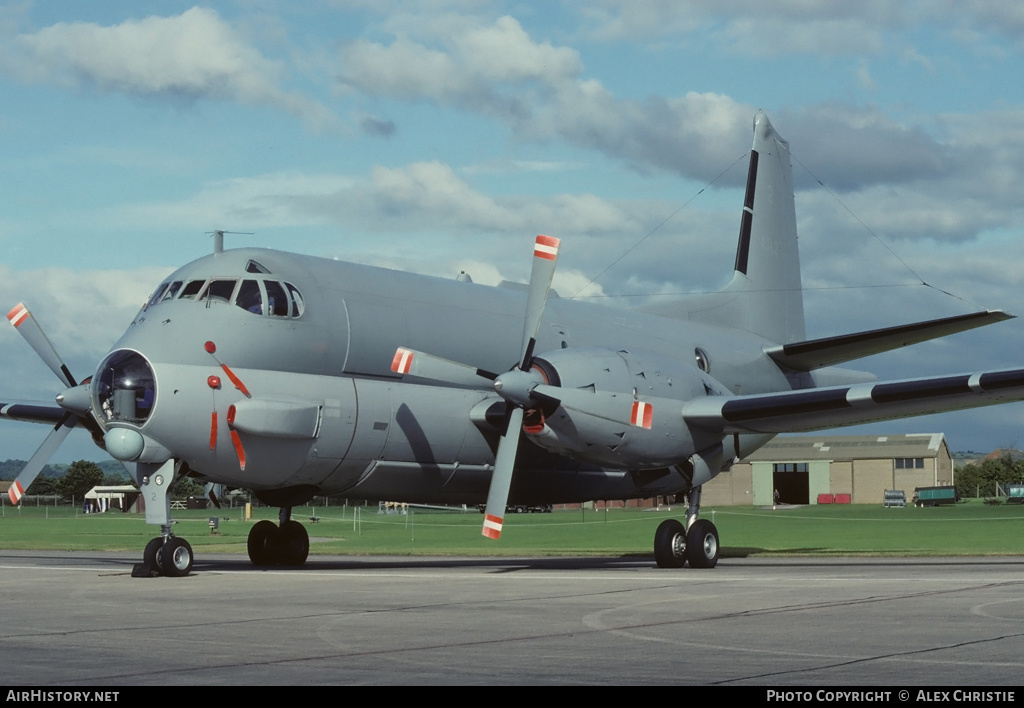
(765, 310, 1013, 371)
(683, 367, 1024, 435)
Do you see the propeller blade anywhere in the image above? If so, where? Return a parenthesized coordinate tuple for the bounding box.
(7, 303, 77, 388)
(7, 415, 75, 504)
(391, 347, 497, 386)
(519, 235, 560, 368)
(531, 384, 654, 429)
(482, 406, 524, 539)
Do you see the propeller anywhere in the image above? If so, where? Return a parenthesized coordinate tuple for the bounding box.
(392, 236, 659, 537)
(479, 235, 561, 539)
(5, 303, 90, 502)
(392, 236, 560, 539)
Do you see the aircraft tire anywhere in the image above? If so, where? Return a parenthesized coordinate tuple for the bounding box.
(686, 519, 719, 569)
(248, 520, 279, 566)
(143, 537, 163, 569)
(159, 537, 194, 577)
(654, 519, 687, 568)
(277, 520, 310, 567)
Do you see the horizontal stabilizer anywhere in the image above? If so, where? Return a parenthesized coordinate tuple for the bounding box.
(683, 367, 1024, 435)
(765, 310, 1013, 371)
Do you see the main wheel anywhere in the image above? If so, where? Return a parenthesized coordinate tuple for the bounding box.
(158, 537, 194, 577)
(686, 519, 720, 569)
(654, 519, 687, 568)
(277, 520, 309, 567)
(247, 520, 279, 566)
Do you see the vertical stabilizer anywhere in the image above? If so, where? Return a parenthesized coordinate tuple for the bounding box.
(721, 111, 805, 343)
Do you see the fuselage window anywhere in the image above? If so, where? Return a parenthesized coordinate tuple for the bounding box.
(246, 260, 272, 274)
(265, 281, 289, 317)
(236, 280, 263, 314)
(200, 279, 237, 305)
(285, 282, 304, 318)
(179, 280, 206, 300)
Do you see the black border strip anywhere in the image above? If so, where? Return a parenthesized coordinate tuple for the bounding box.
(722, 388, 850, 423)
(733, 150, 758, 275)
(871, 375, 971, 403)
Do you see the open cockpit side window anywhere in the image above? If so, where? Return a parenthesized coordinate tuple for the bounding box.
(232, 279, 304, 319)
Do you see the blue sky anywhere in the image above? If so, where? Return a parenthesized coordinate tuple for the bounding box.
(2, 1, 1024, 463)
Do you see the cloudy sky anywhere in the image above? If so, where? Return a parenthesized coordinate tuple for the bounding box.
(2, 1, 1024, 464)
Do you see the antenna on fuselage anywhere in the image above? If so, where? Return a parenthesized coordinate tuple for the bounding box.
(206, 230, 254, 255)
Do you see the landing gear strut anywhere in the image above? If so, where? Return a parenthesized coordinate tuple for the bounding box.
(131, 459, 196, 577)
(653, 486, 720, 569)
(247, 507, 310, 567)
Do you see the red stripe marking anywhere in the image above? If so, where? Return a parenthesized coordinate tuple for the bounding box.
(533, 234, 560, 261)
(8, 480, 24, 504)
(7, 303, 28, 327)
(230, 430, 246, 471)
(482, 513, 503, 539)
(631, 401, 653, 429)
(391, 348, 414, 374)
(210, 412, 218, 451)
(220, 364, 251, 398)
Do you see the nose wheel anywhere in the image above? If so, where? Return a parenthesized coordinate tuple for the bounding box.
(135, 535, 195, 577)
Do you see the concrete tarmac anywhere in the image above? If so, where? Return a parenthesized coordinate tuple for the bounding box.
(1, 551, 1022, 686)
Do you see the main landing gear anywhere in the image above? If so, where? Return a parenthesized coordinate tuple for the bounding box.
(653, 486, 720, 569)
(247, 507, 310, 567)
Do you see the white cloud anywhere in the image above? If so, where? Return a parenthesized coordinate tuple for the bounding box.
(2, 7, 337, 129)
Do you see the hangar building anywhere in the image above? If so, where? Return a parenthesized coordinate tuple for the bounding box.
(702, 433, 953, 506)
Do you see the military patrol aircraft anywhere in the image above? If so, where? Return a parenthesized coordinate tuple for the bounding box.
(5, 111, 1024, 577)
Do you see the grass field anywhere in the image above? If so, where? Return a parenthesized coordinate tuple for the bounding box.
(2, 500, 1023, 557)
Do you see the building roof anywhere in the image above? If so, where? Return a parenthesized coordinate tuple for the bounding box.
(742, 434, 948, 462)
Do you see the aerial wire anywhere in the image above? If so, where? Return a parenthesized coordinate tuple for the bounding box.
(567, 151, 750, 300)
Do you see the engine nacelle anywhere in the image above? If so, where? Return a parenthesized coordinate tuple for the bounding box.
(525, 347, 726, 469)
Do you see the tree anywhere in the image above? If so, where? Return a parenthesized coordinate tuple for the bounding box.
(955, 454, 1024, 499)
(57, 460, 104, 502)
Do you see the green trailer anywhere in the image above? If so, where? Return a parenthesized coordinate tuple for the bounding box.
(912, 486, 959, 507)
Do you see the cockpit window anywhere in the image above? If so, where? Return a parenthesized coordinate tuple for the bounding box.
(200, 279, 237, 304)
(232, 278, 304, 319)
(161, 281, 183, 301)
(236, 280, 263, 314)
(146, 283, 169, 308)
(179, 279, 206, 299)
(246, 260, 271, 274)
(265, 281, 289, 317)
(286, 283, 304, 317)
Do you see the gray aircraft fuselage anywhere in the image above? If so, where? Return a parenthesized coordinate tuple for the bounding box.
(100, 246, 787, 505)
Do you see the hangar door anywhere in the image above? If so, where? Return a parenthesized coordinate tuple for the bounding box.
(753, 461, 831, 505)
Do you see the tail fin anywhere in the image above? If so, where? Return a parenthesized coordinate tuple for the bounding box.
(648, 111, 805, 344)
(720, 111, 805, 342)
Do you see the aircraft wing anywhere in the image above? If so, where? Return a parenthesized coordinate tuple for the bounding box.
(0, 401, 66, 425)
(682, 367, 1024, 435)
(765, 310, 1013, 371)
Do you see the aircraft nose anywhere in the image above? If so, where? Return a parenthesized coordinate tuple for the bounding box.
(92, 350, 157, 426)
